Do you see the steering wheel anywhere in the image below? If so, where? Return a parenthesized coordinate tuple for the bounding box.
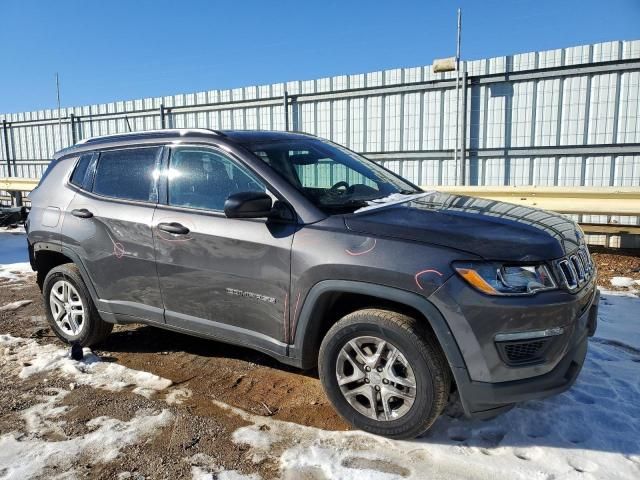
(330, 181, 350, 193)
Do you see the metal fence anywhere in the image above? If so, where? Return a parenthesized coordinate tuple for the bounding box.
(2, 40, 640, 209)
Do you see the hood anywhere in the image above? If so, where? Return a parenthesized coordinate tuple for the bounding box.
(344, 192, 584, 262)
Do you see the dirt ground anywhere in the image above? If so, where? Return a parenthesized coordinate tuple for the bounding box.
(0, 247, 638, 479)
(590, 246, 640, 288)
(0, 265, 348, 479)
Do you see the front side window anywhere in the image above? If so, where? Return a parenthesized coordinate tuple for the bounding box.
(248, 138, 419, 212)
(92, 147, 160, 202)
(168, 147, 266, 211)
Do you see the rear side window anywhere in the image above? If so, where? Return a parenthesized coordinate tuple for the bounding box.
(69, 154, 93, 188)
(92, 147, 160, 202)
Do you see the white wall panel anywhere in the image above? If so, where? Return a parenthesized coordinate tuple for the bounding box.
(509, 157, 531, 185)
(332, 99, 348, 145)
(557, 157, 582, 186)
(366, 96, 382, 151)
(613, 155, 640, 186)
(301, 103, 315, 135)
(584, 156, 611, 186)
(442, 89, 456, 150)
(349, 98, 365, 151)
(511, 82, 534, 147)
(402, 93, 420, 151)
(485, 84, 507, 148)
(420, 159, 440, 185)
(483, 158, 505, 185)
(316, 101, 330, 139)
(422, 90, 442, 150)
(534, 79, 560, 146)
(588, 73, 618, 144)
(560, 76, 588, 145)
(532, 157, 556, 186)
(617, 71, 640, 143)
(1, 40, 639, 201)
(383, 95, 401, 151)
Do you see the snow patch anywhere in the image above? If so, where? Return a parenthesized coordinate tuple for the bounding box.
(0, 262, 32, 282)
(188, 453, 261, 480)
(191, 466, 261, 480)
(0, 335, 173, 398)
(0, 299, 33, 312)
(0, 386, 172, 480)
(233, 425, 280, 450)
(165, 386, 193, 405)
(597, 289, 640, 355)
(610, 276, 637, 288)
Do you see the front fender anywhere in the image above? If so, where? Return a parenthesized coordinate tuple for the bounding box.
(289, 279, 466, 373)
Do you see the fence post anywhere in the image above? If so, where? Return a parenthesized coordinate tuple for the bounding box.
(160, 104, 166, 129)
(2, 119, 22, 206)
(460, 71, 468, 185)
(283, 91, 289, 131)
(70, 113, 77, 144)
(2, 120, 11, 177)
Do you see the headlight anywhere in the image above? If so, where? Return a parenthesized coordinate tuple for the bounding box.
(453, 261, 556, 296)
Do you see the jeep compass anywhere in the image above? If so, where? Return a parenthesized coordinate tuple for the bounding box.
(26, 129, 599, 439)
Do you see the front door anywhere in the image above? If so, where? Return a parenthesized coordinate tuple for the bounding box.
(152, 146, 294, 352)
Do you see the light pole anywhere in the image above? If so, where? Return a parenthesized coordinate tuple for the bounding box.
(433, 9, 464, 185)
(454, 8, 462, 185)
(56, 73, 63, 147)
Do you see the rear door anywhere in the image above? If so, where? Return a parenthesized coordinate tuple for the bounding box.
(64, 146, 164, 322)
(152, 145, 294, 351)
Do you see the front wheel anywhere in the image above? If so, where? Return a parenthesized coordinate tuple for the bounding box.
(318, 309, 451, 439)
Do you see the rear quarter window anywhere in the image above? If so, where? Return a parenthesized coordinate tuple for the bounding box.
(92, 147, 160, 202)
(69, 153, 94, 188)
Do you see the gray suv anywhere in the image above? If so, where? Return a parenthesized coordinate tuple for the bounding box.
(26, 129, 599, 438)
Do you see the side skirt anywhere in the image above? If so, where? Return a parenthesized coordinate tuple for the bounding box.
(98, 309, 300, 368)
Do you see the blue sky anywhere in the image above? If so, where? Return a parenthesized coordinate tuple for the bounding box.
(1, 0, 639, 114)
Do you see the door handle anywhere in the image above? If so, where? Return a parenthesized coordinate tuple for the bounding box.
(157, 222, 190, 235)
(71, 208, 93, 219)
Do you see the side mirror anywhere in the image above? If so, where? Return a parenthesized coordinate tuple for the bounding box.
(224, 191, 273, 219)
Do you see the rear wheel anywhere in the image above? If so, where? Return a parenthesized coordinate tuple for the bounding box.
(319, 309, 451, 439)
(42, 263, 113, 346)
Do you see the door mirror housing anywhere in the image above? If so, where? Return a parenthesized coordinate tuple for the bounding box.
(224, 191, 273, 219)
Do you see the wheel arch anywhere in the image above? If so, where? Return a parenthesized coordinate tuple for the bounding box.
(290, 280, 466, 373)
(31, 242, 106, 316)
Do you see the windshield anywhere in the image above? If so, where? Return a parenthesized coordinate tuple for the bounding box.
(246, 138, 421, 212)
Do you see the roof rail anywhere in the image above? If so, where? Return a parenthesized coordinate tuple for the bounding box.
(76, 128, 222, 146)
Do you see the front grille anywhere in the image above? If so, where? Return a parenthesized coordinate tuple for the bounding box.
(497, 338, 552, 366)
(554, 246, 594, 292)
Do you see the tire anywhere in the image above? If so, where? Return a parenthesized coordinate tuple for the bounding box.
(42, 263, 113, 347)
(319, 308, 451, 439)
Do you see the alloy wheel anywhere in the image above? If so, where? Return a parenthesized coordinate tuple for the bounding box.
(335, 335, 416, 421)
(49, 279, 85, 336)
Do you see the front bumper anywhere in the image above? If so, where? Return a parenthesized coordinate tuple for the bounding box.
(452, 289, 599, 418)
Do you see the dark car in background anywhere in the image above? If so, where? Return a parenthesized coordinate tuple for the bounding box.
(26, 129, 598, 438)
